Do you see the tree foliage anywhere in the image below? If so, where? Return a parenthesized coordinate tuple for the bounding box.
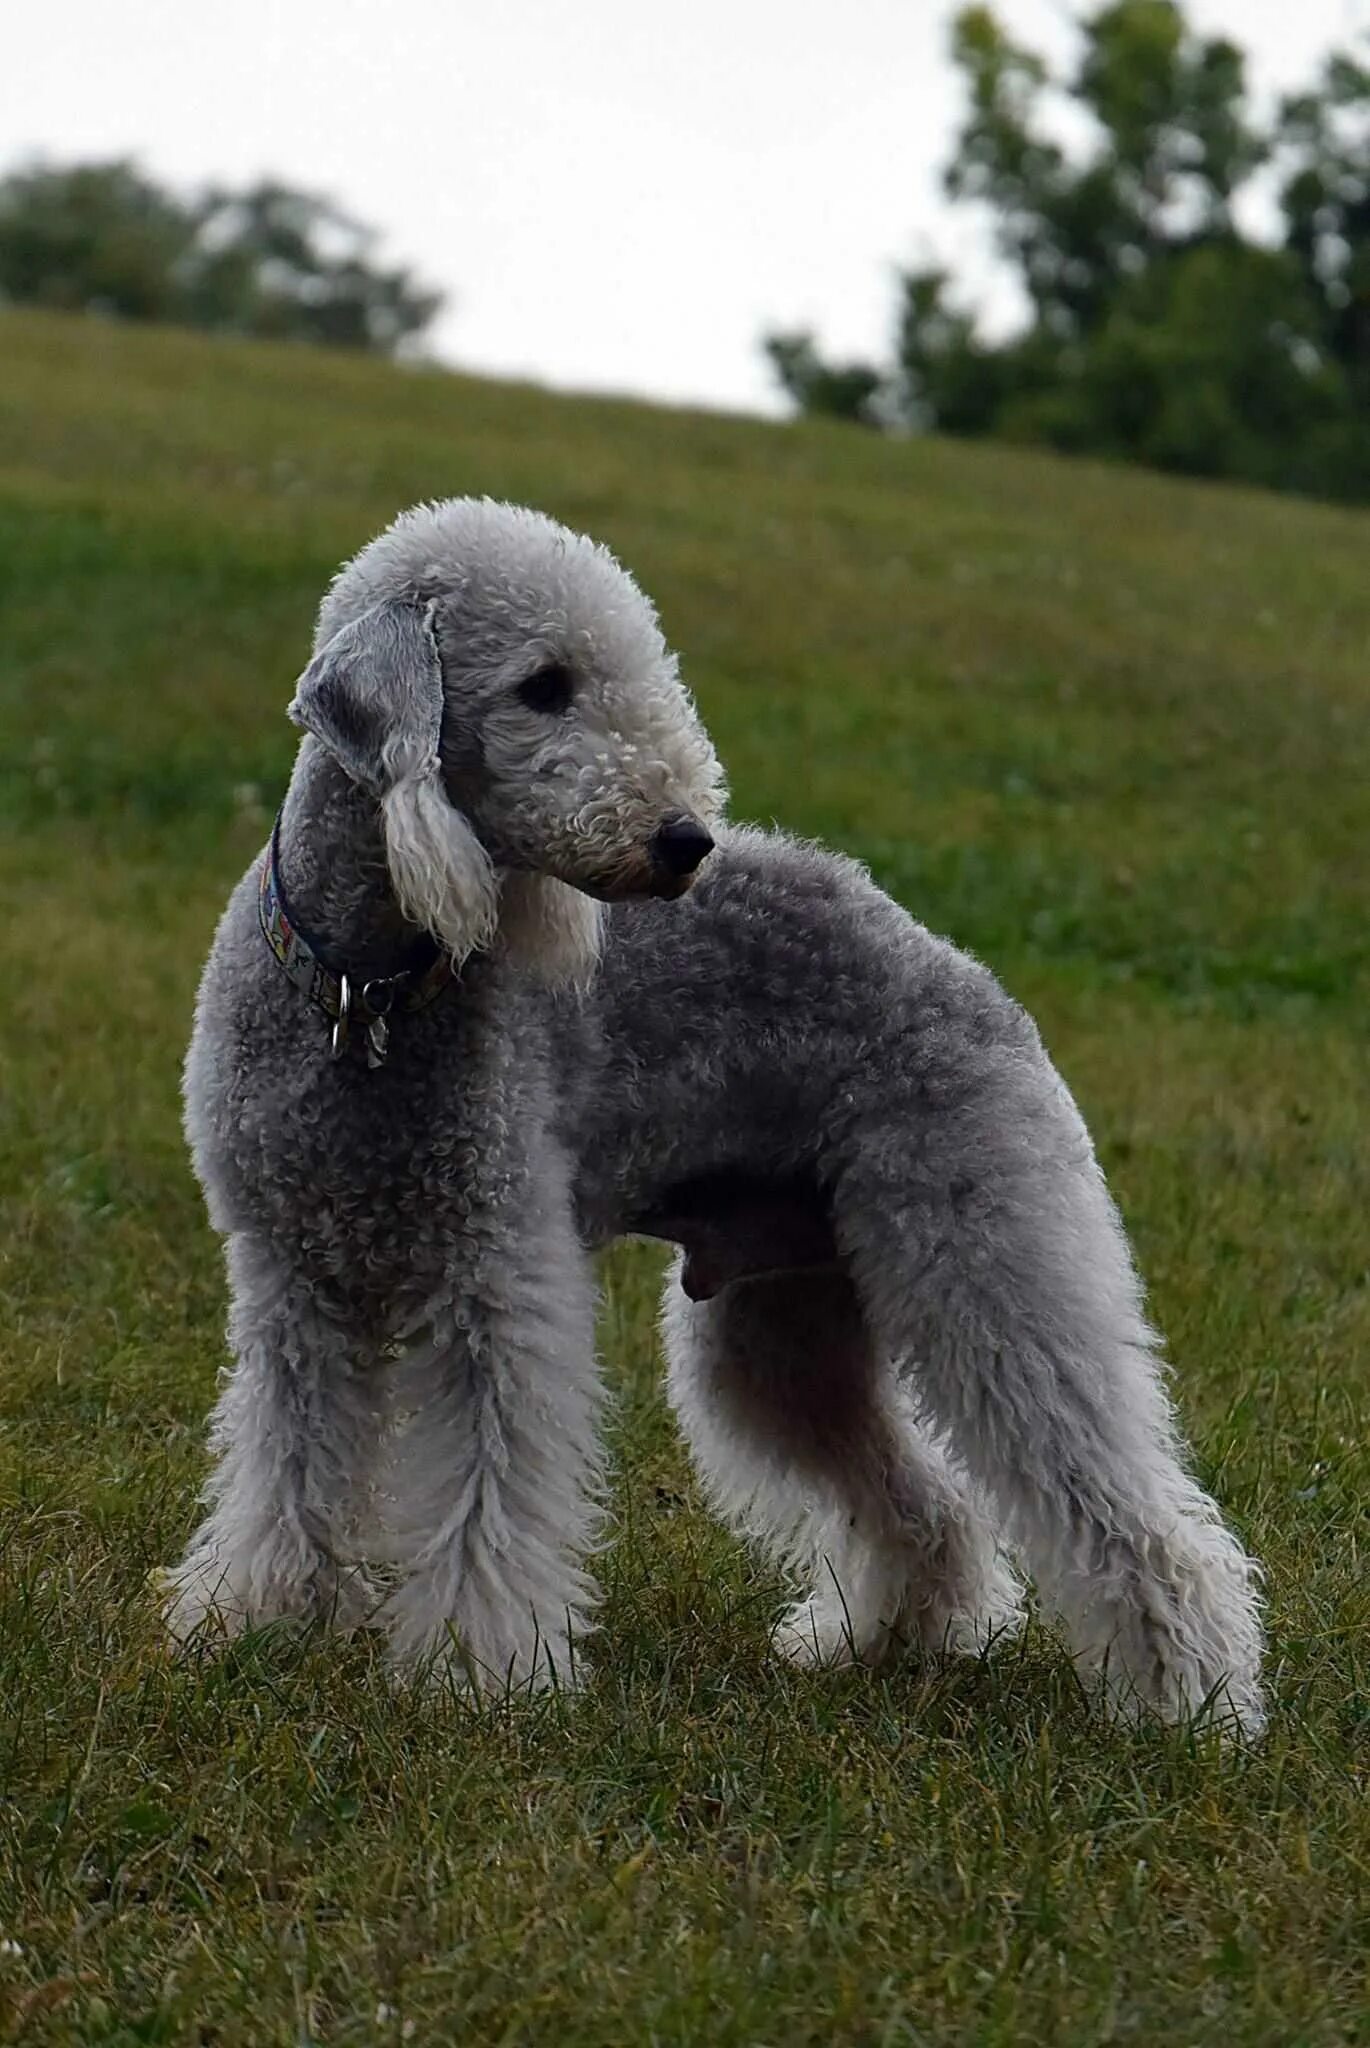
(0, 159, 443, 355)
(766, 3, 1370, 502)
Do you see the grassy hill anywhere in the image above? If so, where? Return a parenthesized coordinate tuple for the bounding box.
(1, 309, 1366, 2045)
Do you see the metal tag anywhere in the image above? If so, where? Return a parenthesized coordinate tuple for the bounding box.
(330, 974, 353, 1060)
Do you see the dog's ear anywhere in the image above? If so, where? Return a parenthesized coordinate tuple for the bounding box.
(289, 597, 442, 795)
(288, 598, 497, 963)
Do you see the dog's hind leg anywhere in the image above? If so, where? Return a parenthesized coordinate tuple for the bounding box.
(162, 1232, 381, 1644)
(372, 1146, 605, 1695)
(834, 1065, 1266, 1734)
(662, 1264, 1023, 1669)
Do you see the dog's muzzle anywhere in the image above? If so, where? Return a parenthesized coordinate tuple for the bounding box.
(578, 814, 715, 901)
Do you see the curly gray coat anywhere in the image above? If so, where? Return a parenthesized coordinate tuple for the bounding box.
(164, 498, 1265, 1735)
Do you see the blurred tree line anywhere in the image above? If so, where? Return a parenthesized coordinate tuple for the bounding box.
(0, 160, 441, 354)
(766, 1, 1370, 503)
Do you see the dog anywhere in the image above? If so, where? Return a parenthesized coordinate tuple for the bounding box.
(163, 496, 1265, 1734)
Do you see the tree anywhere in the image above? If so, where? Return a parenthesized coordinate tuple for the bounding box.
(0, 159, 443, 355)
(765, 3, 1370, 504)
(0, 161, 194, 325)
(1276, 49, 1370, 494)
(761, 332, 883, 423)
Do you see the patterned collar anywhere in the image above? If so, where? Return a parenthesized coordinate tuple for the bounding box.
(258, 813, 454, 1065)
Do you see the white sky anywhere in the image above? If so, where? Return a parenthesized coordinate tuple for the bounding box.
(5, 0, 1369, 414)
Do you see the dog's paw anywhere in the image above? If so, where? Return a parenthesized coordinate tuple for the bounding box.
(377, 1575, 590, 1699)
(1087, 1637, 1267, 1742)
(155, 1543, 374, 1652)
(773, 1546, 1027, 1674)
(390, 1633, 587, 1700)
(772, 1590, 880, 1670)
(1080, 1603, 1267, 1741)
(154, 1555, 251, 1651)
(905, 1547, 1027, 1659)
(1065, 1519, 1266, 1740)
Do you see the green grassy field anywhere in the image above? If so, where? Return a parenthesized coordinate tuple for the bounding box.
(1, 308, 1367, 2045)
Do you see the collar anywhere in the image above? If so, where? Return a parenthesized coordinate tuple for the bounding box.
(258, 812, 454, 1065)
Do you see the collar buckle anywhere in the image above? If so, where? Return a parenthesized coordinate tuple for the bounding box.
(259, 813, 455, 1065)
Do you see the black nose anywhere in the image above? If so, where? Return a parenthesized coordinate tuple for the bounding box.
(651, 815, 715, 878)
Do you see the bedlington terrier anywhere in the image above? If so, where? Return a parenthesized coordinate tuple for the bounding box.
(163, 497, 1265, 1735)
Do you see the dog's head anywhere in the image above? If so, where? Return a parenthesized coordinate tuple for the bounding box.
(288, 498, 725, 985)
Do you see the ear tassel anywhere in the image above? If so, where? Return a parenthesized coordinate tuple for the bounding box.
(381, 764, 602, 989)
(381, 760, 499, 965)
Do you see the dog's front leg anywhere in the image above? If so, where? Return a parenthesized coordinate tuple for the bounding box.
(373, 1142, 605, 1695)
(162, 1230, 381, 1644)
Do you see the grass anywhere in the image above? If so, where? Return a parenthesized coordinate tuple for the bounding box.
(0, 307, 1367, 2046)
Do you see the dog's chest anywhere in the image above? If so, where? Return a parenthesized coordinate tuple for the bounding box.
(203, 959, 553, 1303)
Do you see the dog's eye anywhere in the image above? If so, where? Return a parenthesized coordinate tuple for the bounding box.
(517, 663, 574, 715)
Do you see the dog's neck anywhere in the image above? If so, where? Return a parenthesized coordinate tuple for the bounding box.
(276, 740, 429, 976)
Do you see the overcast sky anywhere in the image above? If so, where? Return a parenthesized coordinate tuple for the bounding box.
(6, 0, 1369, 413)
